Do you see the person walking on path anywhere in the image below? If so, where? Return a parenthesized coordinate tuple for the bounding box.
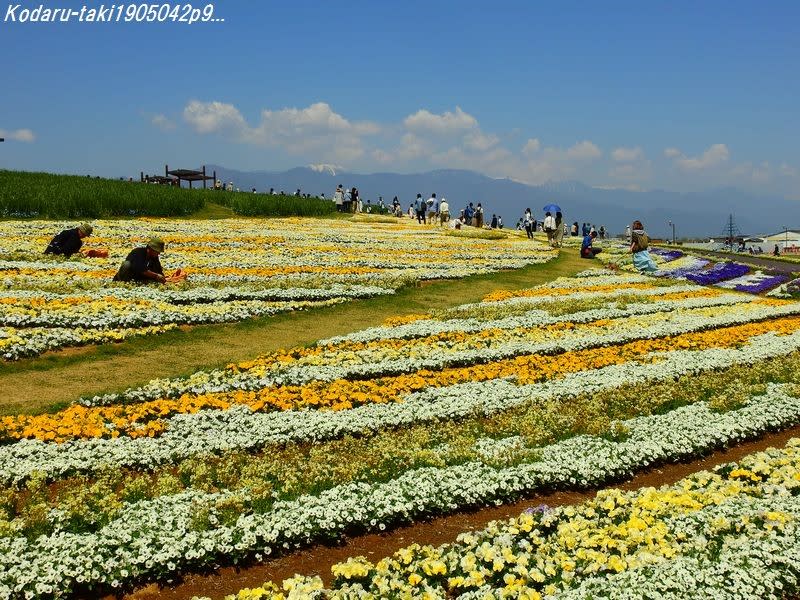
(439, 197, 450, 226)
(44, 223, 93, 258)
(414, 194, 427, 224)
(343, 187, 352, 213)
(523, 209, 534, 239)
(113, 237, 167, 284)
(554, 211, 564, 247)
(630, 220, 658, 273)
(426, 193, 438, 225)
(474, 203, 484, 228)
(543, 211, 557, 246)
(333, 185, 344, 212)
(580, 230, 602, 259)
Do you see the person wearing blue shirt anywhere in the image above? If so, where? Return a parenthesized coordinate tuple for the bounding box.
(464, 203, 475, 224)
(414, 193, 427, 224)
(581, 231, 601, 259)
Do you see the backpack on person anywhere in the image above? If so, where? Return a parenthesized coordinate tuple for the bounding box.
(636, 232, 650, 250)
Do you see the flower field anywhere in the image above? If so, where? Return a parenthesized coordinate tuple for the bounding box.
(3, 269, 800, 598)
(202, 439, 800, 599)
(0, 219, 553, 359)
(592, 239, 793, 295)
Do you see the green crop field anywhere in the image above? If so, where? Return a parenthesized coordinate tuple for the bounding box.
(0, 171, 338, 218)
(212, 188, 336, 217)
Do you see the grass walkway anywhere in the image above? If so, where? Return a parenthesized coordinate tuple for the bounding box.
(0, 251, 589, 416)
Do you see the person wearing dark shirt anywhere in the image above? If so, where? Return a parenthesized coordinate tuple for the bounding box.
(113, 237, 166, 283)
(581, 231, 602, 259)
(44, 223, 92, 258)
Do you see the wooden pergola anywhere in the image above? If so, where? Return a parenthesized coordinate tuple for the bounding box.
(165, 165, 216, 189)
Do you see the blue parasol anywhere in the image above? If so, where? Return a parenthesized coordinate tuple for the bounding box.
(542, 203, 561, 213)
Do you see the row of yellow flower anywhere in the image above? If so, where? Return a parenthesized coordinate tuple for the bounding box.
(231, 288, 759, 374)
(4, 315, 800, 443)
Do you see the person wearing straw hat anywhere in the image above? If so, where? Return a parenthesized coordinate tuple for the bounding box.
(44, 222, 93, 258)
(113, 237, 167, 283)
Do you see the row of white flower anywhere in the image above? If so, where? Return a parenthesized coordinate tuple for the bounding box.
(0, 283, 392, 308)
(322, 282, 730, 345)
(0, 298, 346, 360)
(77, 293, 791, 408)
(2, 384, 799, 598)
(4, 328, 800, 485)
(0, 325, 180, 361)
(1, 289, 390, 329)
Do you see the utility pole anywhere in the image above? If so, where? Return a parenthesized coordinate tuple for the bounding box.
(726, 214, 737, 249)
(668, 220, 676, 244)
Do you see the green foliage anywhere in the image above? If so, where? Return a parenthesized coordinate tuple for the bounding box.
(213, 190, 337, 217)
(0, 170, 338, 219)
(0, 170, 206, 218)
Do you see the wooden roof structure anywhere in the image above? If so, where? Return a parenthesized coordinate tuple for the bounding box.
(164, 165, 216, 189)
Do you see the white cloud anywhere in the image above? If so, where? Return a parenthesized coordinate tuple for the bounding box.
(183, 100, 246, 134)
(665, 143, 729, 170)
(522, 138, 541, 156)
(463, 131, 499, 152)
(396, 133, 431, 161)
(564, 140, 602, 160)
(0, 128, 35, 142)
(151, 114, 176, 131)
(430, 145, 513, 174)
(612, 146, 643, 162)
(403, 106, 477, 135)
(372, 149, 393, 164)
(171, 100, 796, 195)
(610, 164, 637, 178)
(183, 100, 381, 163)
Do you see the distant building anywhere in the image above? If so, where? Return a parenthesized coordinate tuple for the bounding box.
(747, 230, 800, 254)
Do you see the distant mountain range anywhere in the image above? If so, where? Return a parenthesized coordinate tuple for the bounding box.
(207, 165, 800, 239)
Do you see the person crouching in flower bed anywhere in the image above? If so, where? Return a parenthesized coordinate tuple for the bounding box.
(113, 237, 167, 284)
(44, 222, 93, 258)
(630, 220, 658, 273)
(580, 230, 602, 259)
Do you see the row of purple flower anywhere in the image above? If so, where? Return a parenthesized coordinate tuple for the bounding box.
(648, 248, 789, 294)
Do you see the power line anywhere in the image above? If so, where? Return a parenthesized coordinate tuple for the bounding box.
(720, 213, 741, 246)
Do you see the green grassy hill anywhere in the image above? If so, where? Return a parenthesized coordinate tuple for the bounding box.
(0, 170, 337, 218)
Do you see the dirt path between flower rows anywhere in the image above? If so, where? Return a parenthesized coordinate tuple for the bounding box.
(114, 425, 800, 600)
(0, 250, 585, 415)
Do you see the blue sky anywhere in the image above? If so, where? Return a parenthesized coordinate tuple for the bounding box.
(1, 0, 798, 197)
